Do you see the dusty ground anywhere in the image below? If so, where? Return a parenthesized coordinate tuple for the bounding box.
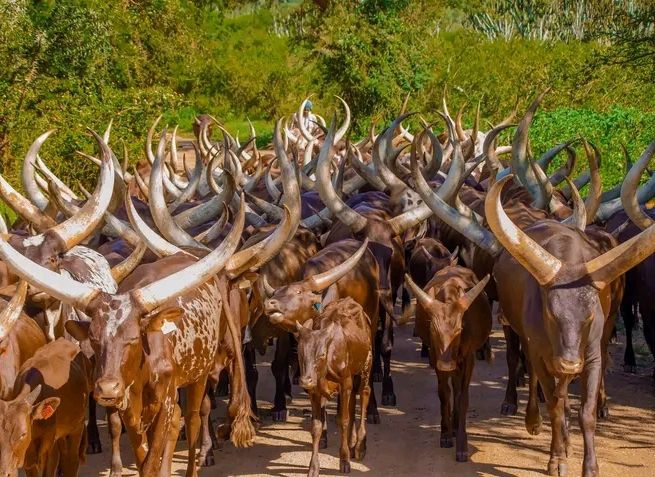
(81, 321, 655, 477)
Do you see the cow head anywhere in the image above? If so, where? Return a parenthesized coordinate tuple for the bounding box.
(0, 385, 59, 476)
(406, 273, 488, 372)
(294, 320, 337, 392)
(263, 240, 369, 331)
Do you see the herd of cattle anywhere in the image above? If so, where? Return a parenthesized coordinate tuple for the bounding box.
(0, 91, 653, 477)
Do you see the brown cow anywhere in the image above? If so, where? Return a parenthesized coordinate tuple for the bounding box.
(295, 297, 372, 477)
(405, 269, 490, 462)
(0, 338, 91, 476)
(0, 199, 255, 477)
(263, 239, 383, 425)
(0, 283, 47, 400)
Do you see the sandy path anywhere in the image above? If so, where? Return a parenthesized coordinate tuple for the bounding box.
(81, 323, 655, 477)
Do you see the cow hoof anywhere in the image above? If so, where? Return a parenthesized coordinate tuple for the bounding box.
(624, 364, 637, 373)
(354, 440, 366, 461)
(456, 451, 469, 462)
(500, 402, 518, 416)
(381, 393, 396, 407)
(372, 371, 383, 383)
(199, 451, 215, 467)
(525, 416, 542, 435)
(440, 436, 453, 448)
(548, 460, 568, 476)
(367, 412, 380, 425)
(271, 410, 287, 422)
(87, 440, 102, 454)
(340, 460, 351, 473)
(597, 405, 609, 419)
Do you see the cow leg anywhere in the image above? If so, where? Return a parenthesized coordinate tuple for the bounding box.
(475, 338, 491, 361)
(532, 358, 568, 477)
(354, 352, 372, 461)
(178, 388, 187, 441)
(86, 393, 102, 454)
(320, 405, 328, 449)
(454, 355, 474, 462)
(372, 328, 383, 382)
(141, 384, 177, 477)
(59, 427, 85, 477)
(244, 342, 259, 417)
(381, 314, 396, 407)
(501, 325, 520, 416)
(271, 334, 290, 422)
(308, 393, 323, 477)
(197, 393, 215, 467)
(107, 407, 124, 477)
(437, 371, 453, 448)
(365, 368, 380, 424)
(216, 370, 230, 397)
(580, 354, 602, 477)
(290, 335, 300, 386)
(182, 380, 206, 477)
(642, 310, 655, 379)
(525, 362, 543, 436)
(338, 376, 353, 474)
(159, 402, 182, 477)
(620, 300, 637, 373)
(348, 376, 358, 457)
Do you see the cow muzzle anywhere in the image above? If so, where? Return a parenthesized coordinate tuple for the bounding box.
(299, 376, 316, 391)
(95, 378, 125, 407)
(554, 357, 583, 376)
(264, 301, 284, 324)
(436, 360, 457, 373)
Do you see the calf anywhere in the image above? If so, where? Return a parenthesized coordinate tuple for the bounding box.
(0, 338, 91, 476)
(406, 269, 490, 462)
(295, 298, 372, 477)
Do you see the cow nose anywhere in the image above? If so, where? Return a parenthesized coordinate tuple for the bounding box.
(95, 378, 124, 405)
(299, 377, 314, 390)
(555, 358, 583, 375)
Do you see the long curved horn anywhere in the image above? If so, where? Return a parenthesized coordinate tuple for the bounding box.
(195, 205, 229, 245)
(404, 273, 434, 308)
(125, 189, 187, 258)
(131, 195, 245, 313)
(333, 95, 351, 144)
(409, 141, 502, 256)
(583, 141, 602, 224)
(148, 131, 208, 250)
(111, 242, 147, 284)
(373, 113, 415, 190)
(349, 145, 386, 191)
(27, 130, 115, 250)
(0, 280, 28, 339)
(548, 145, 577, 187)
(538, 139, 579, 172)
(315, 116, 368, 233)
(620, 139, 655, 230)
(0, 239, 98, 310)
(510, 89, 550, 209)
(35, 156, 79, 200)
(225, 203, 294, 278)
(561, 177, 586, 231)
(264, 160, 282, 202)
(168, 145, 203, 213)
(133, 166, 150, 198)
(23, 130, 55, 210)
(0, 173, 56, 231)
(485, 123, 516, 179)
(145, 117, 180, 199)
(420, 127, 444, 181)
(485, 175, 562, 285)
(307, 239, 369, 292)
(274, 118, 301, 239)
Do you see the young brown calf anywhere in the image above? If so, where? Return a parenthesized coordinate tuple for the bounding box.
(0, 338, 92, 476)
(406, 267, 491, 462)
(295, 298, 372, 477)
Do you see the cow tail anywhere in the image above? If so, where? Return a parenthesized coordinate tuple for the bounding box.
(222, 287, 256, 448)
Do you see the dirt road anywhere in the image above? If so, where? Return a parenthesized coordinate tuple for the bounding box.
(81, 323, 655, 477)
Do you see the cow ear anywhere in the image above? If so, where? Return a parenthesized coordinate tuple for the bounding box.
(142, 307, 184, 333)
(32, 397, 60, 420)
(65, 320, 90, 342)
